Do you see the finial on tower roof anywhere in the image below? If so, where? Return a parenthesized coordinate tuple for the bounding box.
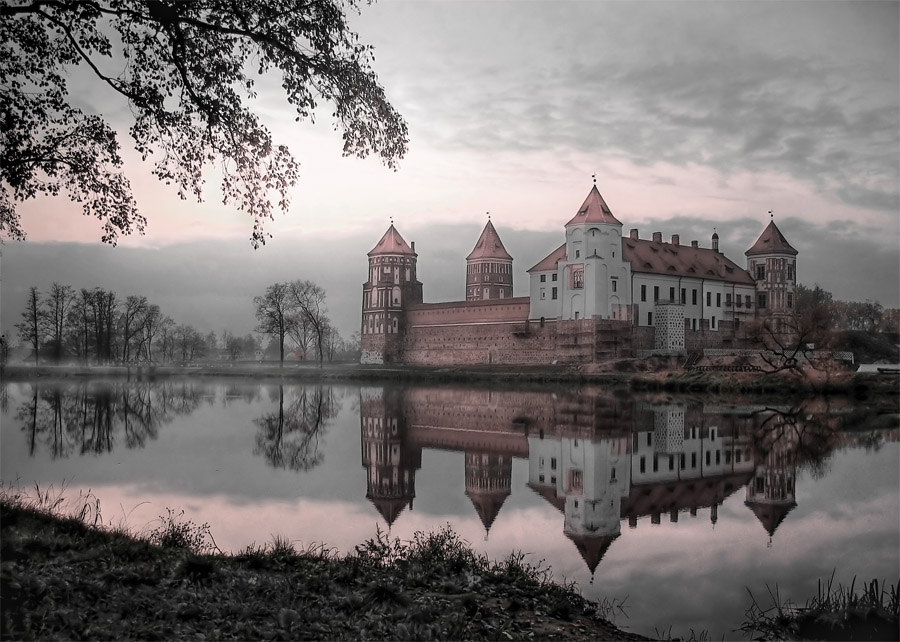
(769, 209, 773, 220)
(592, 173, 596, 185)
(390, 216, 393, 226)
(487, 211, 490, 220)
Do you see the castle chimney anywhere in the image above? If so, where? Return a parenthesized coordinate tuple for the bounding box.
(691, 240, 699, 248)
(671, 234, 680, 246)
(630, 228, 639, 240)
(652, 232, 662, 243)
(411, 241, 415, 254)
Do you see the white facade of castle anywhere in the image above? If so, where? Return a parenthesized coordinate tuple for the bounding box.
(527, 184, 798, 332)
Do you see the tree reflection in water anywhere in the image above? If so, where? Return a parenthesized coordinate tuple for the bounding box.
(15, 381, 212, 457)
(253, 385, 340, 472)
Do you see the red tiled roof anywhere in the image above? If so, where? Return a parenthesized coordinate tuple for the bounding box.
(466, 489, 511, 532)
(467, 220, 513, 261)
(566, 532, 619, 574)
(565, 185, 622, 227)
(745, 499, 797, 537)
(368, 224, 415, 257)
(528, 243, 567, 273)
(745, 220, 798, 256)
(623, 238, 755, 285)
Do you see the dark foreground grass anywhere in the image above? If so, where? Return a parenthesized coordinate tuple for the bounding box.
(0, 489, 649, 641)
(740, 574, 899, 641)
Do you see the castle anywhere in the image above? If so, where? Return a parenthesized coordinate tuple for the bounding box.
(361, 183, 798, 365)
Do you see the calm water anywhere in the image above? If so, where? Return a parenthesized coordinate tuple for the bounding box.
(2, 378, 898, 639)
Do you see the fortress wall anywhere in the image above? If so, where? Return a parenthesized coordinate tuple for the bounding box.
(405, 297, 530, 326)
(400, 320, 584, 365)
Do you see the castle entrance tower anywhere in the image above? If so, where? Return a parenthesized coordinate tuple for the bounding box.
(745, 216, 798, 320)
(361, 224, 423, 364)
(466, 219, 513, 300)
(560, 183, 630, 320)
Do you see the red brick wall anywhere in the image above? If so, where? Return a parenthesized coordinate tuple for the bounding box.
(405, 297, 530, 326)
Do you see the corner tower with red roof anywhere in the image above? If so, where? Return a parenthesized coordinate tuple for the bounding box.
(466, 219, 514, 301)
(361, 224, 423, 364)
(745, 216, 798, 318)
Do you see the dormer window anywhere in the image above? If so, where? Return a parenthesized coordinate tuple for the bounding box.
(575, 249, 580, 258)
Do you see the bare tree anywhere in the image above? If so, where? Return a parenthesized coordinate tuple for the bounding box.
(15, 286, 43, 365)
(68, 288, 94, 365)
(255, 283, 292, 367)
(158, 316, 176, 363)
(120, 295, 149, 363)
(287, 280, 329, 365)
(140, 304, 163, 362)
(44, 282, 75, 363)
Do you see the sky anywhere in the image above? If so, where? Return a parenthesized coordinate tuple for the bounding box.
(2, 0, 899, 342)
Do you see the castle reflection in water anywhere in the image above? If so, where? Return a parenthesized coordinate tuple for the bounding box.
(361, 386, 885, 573)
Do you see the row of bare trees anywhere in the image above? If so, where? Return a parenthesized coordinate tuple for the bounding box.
(14, 283, 212, 365)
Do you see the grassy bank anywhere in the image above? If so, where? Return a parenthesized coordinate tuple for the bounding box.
(0, 490, 649, 642)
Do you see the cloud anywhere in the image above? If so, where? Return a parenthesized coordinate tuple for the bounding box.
(359, 2, 898, 222)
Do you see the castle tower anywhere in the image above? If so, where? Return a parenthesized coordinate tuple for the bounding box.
(359, 387, 421, 527)
(745, 216, 798, 318)
(558, 183, 631, 320)
(361, 224, 423, 364)
(744, 420, 798, 541)
(464, 451, 512, 537)
(466, 219, 513, 300)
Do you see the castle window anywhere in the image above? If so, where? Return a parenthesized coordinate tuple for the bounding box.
(691, 453, 697, 468)
(647, 311, 653, 325)
(692, 289, 698, 305)
(640, 456, 646, 473)
(787, 294, 793, 308)
(540, 274, 546, 282)
(712, 316, 716, 329)
(726, 293, 732, 307)
(541, 288, 546, 300)
(787, 265, 794, 280)
(669, 286, 675, 302)
(611, 279, 617, 292)
(716, 293, 721, 307)
(552, 287, 558, 300)
(756, 265, 765, 280)
(654, 286, 659, 302)
(758, 293, 767, 308)
(641, 285, 647, 302)
(575, 250, 580, 258)
(653, 455, 659, 472)
(552, 273, 557, 281)
(572, 268, 584, 289)
(681, 288, 686, 304)
(746, 295, 752, 308)
(706, 292, 711, 306)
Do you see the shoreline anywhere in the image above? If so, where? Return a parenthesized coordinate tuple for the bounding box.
(2, 361, 897, 399)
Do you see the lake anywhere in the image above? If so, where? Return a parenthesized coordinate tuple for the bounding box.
(2, 378, 898, 639)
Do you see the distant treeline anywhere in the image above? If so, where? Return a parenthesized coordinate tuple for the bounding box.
(8, 283, 256, 366)
(795, 284, 898, 334)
